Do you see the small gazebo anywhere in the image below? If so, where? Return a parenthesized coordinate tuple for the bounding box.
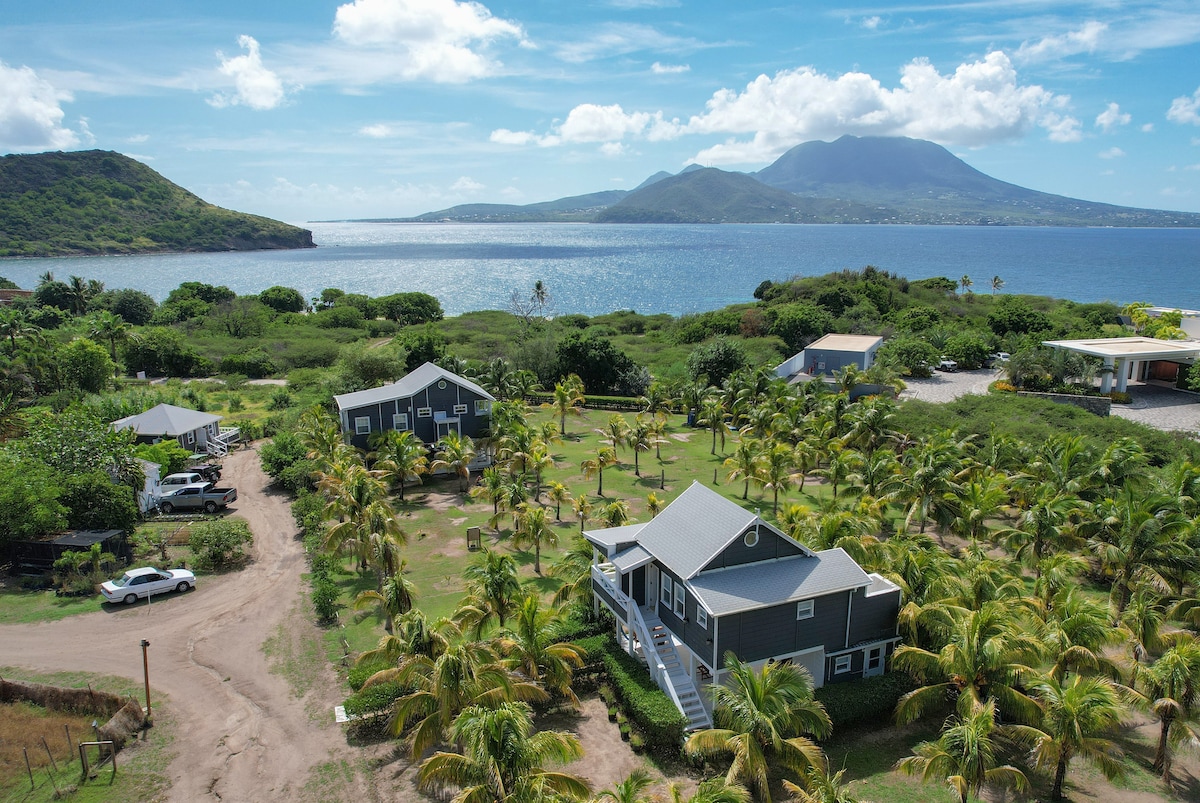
(1042, 336, 1200, 393)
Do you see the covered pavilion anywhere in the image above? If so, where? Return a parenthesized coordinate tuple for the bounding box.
(1042, 336, 1200, 393)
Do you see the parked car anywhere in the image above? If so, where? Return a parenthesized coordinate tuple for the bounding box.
(158, 482, 238, 514)
(938, 356, 959, 372)
(159, 471, 204, 489)
(985, 351, 1011, 368)
(190, 463, 223, 482)
(100, 567, 196, 604)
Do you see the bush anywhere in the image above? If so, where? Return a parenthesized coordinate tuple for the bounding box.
(311, 577, 339, 623)
(343, 681, 407, 718)
(347, 658, 389, 691)
(189, 519, 254, 570)
(593, 634, 687, 756)
(1109, 391, 1132, 404)
(992, 381, 1016, 393)
(814, 671, 915, 731)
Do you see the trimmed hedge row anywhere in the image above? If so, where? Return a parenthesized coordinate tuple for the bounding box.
(343, 680, 407, 718)
(581, 634, 687, 757)
(814, 671, 915, 731)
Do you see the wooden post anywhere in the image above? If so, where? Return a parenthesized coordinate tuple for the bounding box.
(24, 747, 34, 790)
(660, 469, 664, 490)
(41, 736, 59, 773)
(141, 639, 152, 720)
(64, 724, 72, 763)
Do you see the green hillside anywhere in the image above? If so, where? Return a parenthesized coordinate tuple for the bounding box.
(0, 150, 314, 257)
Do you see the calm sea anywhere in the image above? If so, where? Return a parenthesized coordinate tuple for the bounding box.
(3, 222, 1199, 316)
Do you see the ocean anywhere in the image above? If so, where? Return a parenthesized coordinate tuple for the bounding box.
(4, 222, 1199, 316)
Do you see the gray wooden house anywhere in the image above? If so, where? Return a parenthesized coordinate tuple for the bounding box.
(334, 362, 496, 450)
(586, 482, 901, 730)
(112, 403, 240, 457)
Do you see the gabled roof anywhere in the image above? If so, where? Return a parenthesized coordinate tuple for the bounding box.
(584, 522, 647, 553)
(112, 403, 220, 437)
(688, 547, 871, 616)
(629, 481, 812, 580)
(333, 362, 496, 412)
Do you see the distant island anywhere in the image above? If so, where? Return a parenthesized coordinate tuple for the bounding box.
(375, 136, 1200, 228)
(0, 150, 314, 257)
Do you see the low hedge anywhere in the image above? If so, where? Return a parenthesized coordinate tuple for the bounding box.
(814, 671, 916, 732)
(348, 658, 390, 692)
(343, 680, 407, 718)
(587, 634, 687, 757)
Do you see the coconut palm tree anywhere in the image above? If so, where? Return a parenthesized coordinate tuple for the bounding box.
(548, 535, 595, 607)
(1039, 586, 1121, 681)
(573, 493, 593, 533)
(418, 702, 589, 803)
(86, 310, 130, 367)
(544, 379, 585, 436)
(353, 563, 418, 634)
(458, 547, 523, 636)
(526, 438, 555, 500)
(356, 608, 460, 672)
(897, 699, 1030, 803)
(698, 396, 730, 455)
(999, 491, 1079, 579)
(755, 442, 796, 515)
(494, 594, 585, 703)
(471, 466, 510, 526)
(1139, 633, 1200, 781)
(597, 413, 630, 454)
(0, 307, 41, 357)
(685, 652, 831, 803)
(664, 779, 750, 803)
(646, 492, 664, 517)
(431, 430, 478, 492)
(991, 275, 1004, 295)
(371, 428, 428, 501)
(547, 481, 570, 521)
(581, 444, 617, 496)
(595, 769, 655, 803)
(512, 502, 557, 575)
(627, 414, 654, 477)
(959, 274, 973, 295)
(725, 438, 762, 500)
(782, 765, 860, 803)
(1028, 673, 1128, 800)
(601, 499, 630, 528)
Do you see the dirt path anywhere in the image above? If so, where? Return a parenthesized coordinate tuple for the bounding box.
(0, 446, 379, 802)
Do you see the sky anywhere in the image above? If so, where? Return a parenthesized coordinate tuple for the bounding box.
(3, 0, 1200, 223)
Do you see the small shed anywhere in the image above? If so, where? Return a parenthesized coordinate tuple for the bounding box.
(466, 526, 482, 552)
(7, 530, 131, 574)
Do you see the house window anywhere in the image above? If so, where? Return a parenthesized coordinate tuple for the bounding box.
(393, 413, 409, 431)
(673, 586, 686, 618)
(417, 407, 432, 418)
(453, 404, 468, 415)
(834, 655, 852, 674)
(438, 380, 447, 389)
(185, 431, 195, 445)
(743, 528, 759, 548)
(696, 607, 708, 629)
(355, 416, 371, 435)
(661, 575, 673, 606)
(796, 599, 814, 620)
(475, 399, 491, 415)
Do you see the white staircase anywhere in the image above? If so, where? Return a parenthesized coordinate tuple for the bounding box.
(643, 612, 712, 731)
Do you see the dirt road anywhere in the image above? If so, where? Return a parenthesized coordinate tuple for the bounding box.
(0, 446, 378, 802)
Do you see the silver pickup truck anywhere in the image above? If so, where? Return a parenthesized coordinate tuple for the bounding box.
(158, 482, 238, 514)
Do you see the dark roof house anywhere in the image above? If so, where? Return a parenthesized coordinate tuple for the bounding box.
(586, 482, 901, 730)
(112, 403, 240, 457)
(334, 362, 496, 450)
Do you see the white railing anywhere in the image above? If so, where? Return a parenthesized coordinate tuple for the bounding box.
(591, 564, 690, 722)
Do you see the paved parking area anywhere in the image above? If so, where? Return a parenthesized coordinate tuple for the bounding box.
(899, 369, 1200, 435)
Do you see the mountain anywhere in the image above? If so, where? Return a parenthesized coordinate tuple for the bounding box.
(0, 150, 314, 257)
(399, 135, 1200, 227)
(374, 189, 629, 223)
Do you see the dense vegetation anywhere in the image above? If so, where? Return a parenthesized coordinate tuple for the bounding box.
(0, 150, 313, 256)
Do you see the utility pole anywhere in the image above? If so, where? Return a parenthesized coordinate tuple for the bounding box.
(140, 639, 152, 720)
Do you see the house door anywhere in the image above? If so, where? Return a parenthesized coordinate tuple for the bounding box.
(646, 565, 658, 613)
(864, 646, 884, 678)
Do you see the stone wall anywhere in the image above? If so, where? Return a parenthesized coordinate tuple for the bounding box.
(1016, 391, 1112, 416)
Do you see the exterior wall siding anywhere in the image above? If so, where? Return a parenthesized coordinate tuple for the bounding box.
(595, 582, 622, 619)
(701, 526, 804, 572)
(343, 382, 491, 449)
(714, 590, 851, 668)
(847, 588, 901, 645)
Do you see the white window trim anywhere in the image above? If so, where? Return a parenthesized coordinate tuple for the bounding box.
(185, 431, 195, 445)
(673, 586, 686, 618)
(453, 403, 468, 415)
(696, 607, 708, 629)
(834, 655, 852, 674)
(475, 399, 491, 414)
(417, 407, 432, 418)
(393, 413, 409, 431)
(354, 416, 371, 435)
(743, 529, 759, 548)
(796, 599, 815, 620)
(661, 575, 673, 606)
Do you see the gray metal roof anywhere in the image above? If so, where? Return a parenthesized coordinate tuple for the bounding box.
(583, 523, 647, 555)
(611, 544, 655, 572)
(687, 547, 872, 616)
(111, 403, 221, 437)
(333, 362, 496, 412)
(635, 481, 806, 579)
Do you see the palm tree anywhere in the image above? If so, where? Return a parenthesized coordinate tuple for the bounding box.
(86, 310, 130, 367)
(897, 699, 1031, 803)
(991, 275, 1004, 295)
(353, 564, 418, 634)
(601, 499, 630, 527)
(371, 428, 428, 501)
(526, 438, 555, 500)
(298, 404, 351, 469)
(646, 492, 665, 517)
(755, 442, 795, 515)
(597, 413, 630, 454)
(418, 702, 589, 803)
(494, 594, 585, 702)
(665, 779, 750, 803)
(548, 535, 595, 607)
(471, 466, 510, 527)
(547, 481, 570, 521)
(573, 493, 593, 534)
(581, 444, 617, 496)
(698, 395, 730, 455)
(950, 470, 1008, 544)
(512, 502, 557, 574)
(322, 462, 406, 580)
(782, 765, 860, 803)
(893, 600, 1043, 725)
(725, 438, 761, 500)
(544, 379, 585, 436)
(999, 491, 1079, 579)
(627, 414, 654, 477)
(959, 274, 973, 295)
(1028, 673, 1127, 800)
(1139, 633, 1200, 781)
(458, 548, 523, 636)
(356, 608, 460, 671)
(595, 769, 655, 803)
(431, 430, 477, 492)
(685, 652, 831, 803)
(1039, 586, 1120, 680)
(0, 307, 41, 357)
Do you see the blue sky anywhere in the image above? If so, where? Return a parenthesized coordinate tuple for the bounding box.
(3, 0, 1200, 222)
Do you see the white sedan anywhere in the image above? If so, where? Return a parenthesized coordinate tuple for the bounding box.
(100, 567, 196, 605)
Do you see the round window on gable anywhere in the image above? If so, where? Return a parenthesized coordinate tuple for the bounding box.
(743, 529, 759, 548)
(438, 380, 447, 389)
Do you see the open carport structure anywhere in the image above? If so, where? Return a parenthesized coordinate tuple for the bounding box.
(1042, 336, 1200, 393)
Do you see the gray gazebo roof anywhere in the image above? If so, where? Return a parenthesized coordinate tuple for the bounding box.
(112, 403, 220, 437)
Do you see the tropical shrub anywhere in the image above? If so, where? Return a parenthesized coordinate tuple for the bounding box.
(343, 681, 407, 718)
(189, 519, 253, 570)
(814, 671, 915, 730)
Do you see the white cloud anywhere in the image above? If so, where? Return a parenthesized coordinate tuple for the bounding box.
(1185, 163, 1200, 171)
(450, 175, 484, 192)
(360, 123, 397, 138)
(1142, 123, 1155, 132)
(1015, 21, 1107, 63)
(490, 128, 542, 146)
(1099, 146, 1125, 159)
(1168, 86, 1200, 125)
(209, 35, 287, 110)
(77, 117, 95, 146)
(555, 23, 700, 63)
(331, 0, 524, 82)
(1040, 112, 1082, 143)
(0, 60, 79, 152)
(860, 16, 883, 31)
(126, 134, 150, 144)
(492, 103, 681, 148)
(651, 62, 689, 74)
(600, 142, 626, 157)
(1095, 102, 1131, 132)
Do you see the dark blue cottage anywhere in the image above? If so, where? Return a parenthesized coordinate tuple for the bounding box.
(586, 481, 901, 730)
(334, 362, 496, 450)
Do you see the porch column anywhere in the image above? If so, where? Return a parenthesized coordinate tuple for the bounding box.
(1116, 358, 1130, 392)
(1100, 357, 1115, 393)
